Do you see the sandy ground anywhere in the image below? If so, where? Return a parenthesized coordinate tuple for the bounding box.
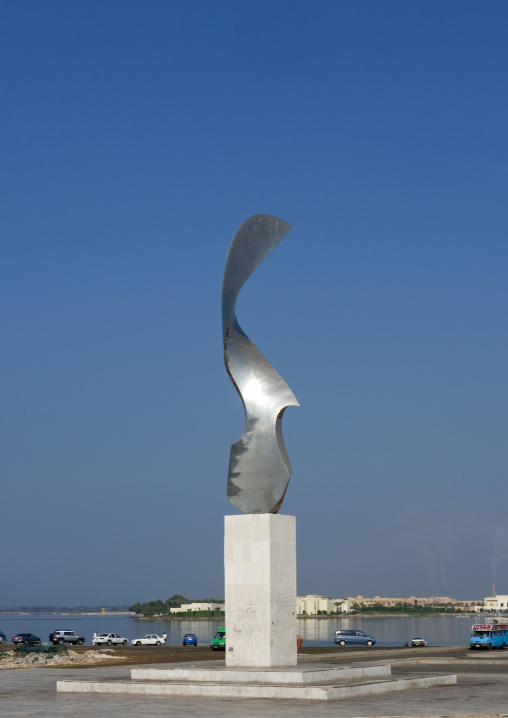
(0, 643, 425, 668)
(3, 643, 504, 669)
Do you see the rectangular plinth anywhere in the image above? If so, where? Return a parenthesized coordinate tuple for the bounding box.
(57, 672, 457, 700)
(225, 514, 296, 667)
(131, 663, 390, 684)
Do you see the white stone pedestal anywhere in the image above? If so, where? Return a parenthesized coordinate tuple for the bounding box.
(225, 513, 296, 667)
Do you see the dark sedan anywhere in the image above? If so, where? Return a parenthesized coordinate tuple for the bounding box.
(12, 633, 41, 645)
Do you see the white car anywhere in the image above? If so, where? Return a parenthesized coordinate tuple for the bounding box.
(93, 633, 128, 646)
(131, 633, 165, 646)
(411, 637, 427, 647)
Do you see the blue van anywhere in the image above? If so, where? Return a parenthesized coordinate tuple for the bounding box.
(334, 629, 376, 646)
(470, 624, 508, 650)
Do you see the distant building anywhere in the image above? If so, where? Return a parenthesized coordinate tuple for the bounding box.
(169, 602, 224, 613)
(297, 595, 352, 615)
(483, 595, 508, 612)
(351, 595, 479, 610)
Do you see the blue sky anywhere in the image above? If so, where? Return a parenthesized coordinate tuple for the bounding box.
(1, 0, 507, 606)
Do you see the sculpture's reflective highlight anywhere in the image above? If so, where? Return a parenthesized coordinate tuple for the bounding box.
(222, 214, 299, 514)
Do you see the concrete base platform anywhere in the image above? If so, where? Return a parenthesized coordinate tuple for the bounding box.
(131, 662, 390, 683)
(57, 662, 457, 701)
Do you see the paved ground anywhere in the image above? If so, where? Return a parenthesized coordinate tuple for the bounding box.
(3, 642, 505, 667)
(2, 648, 508, 717)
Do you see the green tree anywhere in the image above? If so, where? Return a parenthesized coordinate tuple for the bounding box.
(165, 594, 188, 610)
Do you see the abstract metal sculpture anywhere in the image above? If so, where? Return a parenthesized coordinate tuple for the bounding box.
(222, 214, 299, 514)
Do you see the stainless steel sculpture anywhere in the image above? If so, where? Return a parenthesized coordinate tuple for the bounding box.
(222, 214, 299, 514)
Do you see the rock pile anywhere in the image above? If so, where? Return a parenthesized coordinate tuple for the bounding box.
(0, 649, 127, 669)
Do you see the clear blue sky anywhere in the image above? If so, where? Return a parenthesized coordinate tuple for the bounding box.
(1, 0, 507, 606)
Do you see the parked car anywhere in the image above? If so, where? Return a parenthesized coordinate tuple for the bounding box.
(131, 634, 165, 646)
(210, 627, 225, 650)
(49, 629, 71, 643)
(411, 637, 427, 647)
(93, 633, 128, 646)
(12, 633, 41, 646)
(334, 630, 376, 647)
(50, 630, 85, 645)
(470, 625, 508, 650)
(0, 631, 7, 644)
(182, 633, 197, 646)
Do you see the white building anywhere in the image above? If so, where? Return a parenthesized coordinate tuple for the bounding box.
(483, 595, 508, 612)
(297, 595, 352, 615)
(169, 602, 224, 613)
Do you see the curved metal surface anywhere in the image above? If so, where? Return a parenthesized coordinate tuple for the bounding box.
(222, 214, 299, 514)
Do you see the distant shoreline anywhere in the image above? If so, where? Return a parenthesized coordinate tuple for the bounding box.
(135, 611, 470, 621)
(136, 615, 223, 621)
(0, 610, 472, 620)
(0, 612, 132, 616)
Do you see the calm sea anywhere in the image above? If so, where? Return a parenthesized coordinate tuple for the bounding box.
(0, 613, 476, 648)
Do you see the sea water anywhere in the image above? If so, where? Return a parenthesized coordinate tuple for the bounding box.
(0, 613, 475, 648)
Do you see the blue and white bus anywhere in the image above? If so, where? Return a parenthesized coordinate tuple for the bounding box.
(470, 624, 508, 650)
